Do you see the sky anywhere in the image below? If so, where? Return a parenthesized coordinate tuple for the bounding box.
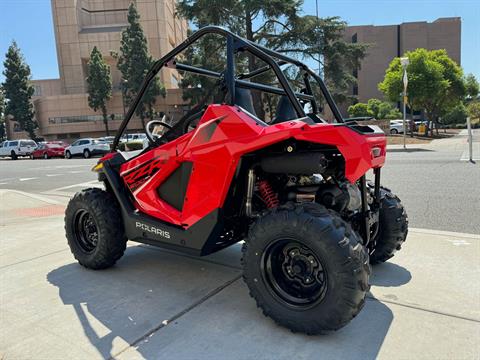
(0, 0, 479, 82)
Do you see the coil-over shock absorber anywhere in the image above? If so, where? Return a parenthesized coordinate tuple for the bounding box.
(258, 180, 279, 209)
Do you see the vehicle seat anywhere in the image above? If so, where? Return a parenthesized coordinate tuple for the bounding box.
(235, 87, 257, 117)
(272, 95, 298, 124)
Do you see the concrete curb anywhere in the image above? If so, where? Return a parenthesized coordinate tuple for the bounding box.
(410, 227, 480, 239)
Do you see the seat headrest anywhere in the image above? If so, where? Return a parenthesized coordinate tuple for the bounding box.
(234, 87, 257, 117)
(273, 95, 298, 124)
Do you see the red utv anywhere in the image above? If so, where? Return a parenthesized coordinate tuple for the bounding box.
(65, 27, 408, 334)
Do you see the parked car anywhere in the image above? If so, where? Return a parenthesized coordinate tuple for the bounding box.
(64, 138, 110, 159)
(98, 136, 115, 144)
(0, 139, 37, 159)
(31, 142, 66, 159)
(389, 120, 405, 134)
(120, 133, 147, 142)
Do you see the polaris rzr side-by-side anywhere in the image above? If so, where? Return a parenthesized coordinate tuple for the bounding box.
(65, 26, 408, 334)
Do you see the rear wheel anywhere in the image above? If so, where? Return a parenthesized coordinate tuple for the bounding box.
(65, 188, 127, 269)
(83, 149, 91, 158)
(370, 187, 408, 264)
(242, 203, 370, 334)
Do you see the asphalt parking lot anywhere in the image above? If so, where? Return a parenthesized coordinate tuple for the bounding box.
(0, 132, 479, 359)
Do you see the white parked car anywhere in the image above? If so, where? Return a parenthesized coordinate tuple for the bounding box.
(389, 120, 405, 134)
(0, 139, 37, 159)
(64, 138, 110, 159)
(121, 133, 147, 142)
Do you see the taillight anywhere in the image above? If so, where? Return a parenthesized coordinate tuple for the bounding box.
(371, 147, 382, 158)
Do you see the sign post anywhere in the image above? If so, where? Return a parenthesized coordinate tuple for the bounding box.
(400, 57, 409, 150)
(467, 117, 473, 163)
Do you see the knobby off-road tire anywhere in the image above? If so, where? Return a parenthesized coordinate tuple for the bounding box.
(65, 188, 127, 269)
(242, 202, 370, 335)
(370, 187, 408, 264)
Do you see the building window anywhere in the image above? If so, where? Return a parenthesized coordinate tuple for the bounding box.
(33, 85, 42, 96)
(171, 74, 179, 88)
(353, 85, 358, 96)
(48, 114, 124, 124)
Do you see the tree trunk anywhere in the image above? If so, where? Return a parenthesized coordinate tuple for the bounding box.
(102, 106, 110, 136)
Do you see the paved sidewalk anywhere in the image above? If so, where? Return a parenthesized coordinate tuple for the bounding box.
(1, 190, 479, 359)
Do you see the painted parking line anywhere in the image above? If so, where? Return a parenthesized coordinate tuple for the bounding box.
(19, 177, 38, 182)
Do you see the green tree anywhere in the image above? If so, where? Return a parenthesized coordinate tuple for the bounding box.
(467, 101, 480, 119)
(115, 3, 165, 127)
(347, 102, 371, 117)
(443, 103, 467, 125)
(176, 0, 368, 115)
(0, 87, 5, 141)
(86, 46, 112, 135)
(2, 41, 36, 139)
(464, 73, 479, 100)
(379, 48, 465, 136)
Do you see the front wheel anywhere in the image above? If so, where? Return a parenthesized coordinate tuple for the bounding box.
(65, 150, 72, 159)
(43, 152, 49, 159)
(242, 203, 370, 334)
(390, 128, 398, 135)
(369, 187, 408, 264)
(65, 188, 127, 269)
(10, 151, 17, 160)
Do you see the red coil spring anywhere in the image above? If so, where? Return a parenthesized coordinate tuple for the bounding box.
(257, 180, 279, 208)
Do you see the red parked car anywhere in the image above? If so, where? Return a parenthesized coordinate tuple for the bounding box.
(31, 142, 66, 159)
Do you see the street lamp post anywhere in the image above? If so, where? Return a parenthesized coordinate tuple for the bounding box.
(400, 57, 409, 150)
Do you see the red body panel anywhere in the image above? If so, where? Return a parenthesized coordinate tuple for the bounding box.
(119, 105, 386, 228)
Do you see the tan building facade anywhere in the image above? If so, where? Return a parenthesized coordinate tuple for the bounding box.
(343, 17, 461, 112)
(8, 0, 187, 141)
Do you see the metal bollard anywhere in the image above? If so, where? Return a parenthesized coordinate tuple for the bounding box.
(467, 117, 473, 163)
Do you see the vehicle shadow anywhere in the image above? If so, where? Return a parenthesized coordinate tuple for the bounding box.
(47, 245, 406, 359)
(370, 262, 412, 287)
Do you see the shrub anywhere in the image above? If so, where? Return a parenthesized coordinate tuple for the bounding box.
(348, 103, 371, 117)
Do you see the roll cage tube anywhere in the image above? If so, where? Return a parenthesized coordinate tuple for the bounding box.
(112, 26, 344, 151)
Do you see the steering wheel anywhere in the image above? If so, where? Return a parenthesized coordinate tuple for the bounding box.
(145, 116, 173, 143)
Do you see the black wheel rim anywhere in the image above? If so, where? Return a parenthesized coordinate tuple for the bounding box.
(73, 209, 99, 253)
(261, 239, 328, 308)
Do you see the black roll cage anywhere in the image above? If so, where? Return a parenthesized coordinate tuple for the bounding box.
(112, 26, 344, 151)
